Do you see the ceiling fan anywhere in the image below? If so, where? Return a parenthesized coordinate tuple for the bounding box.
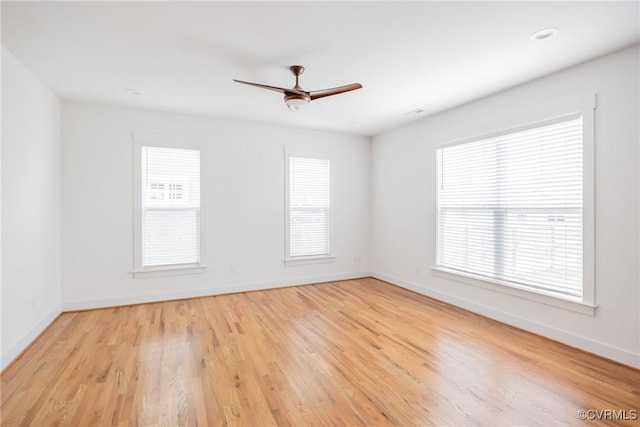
(233, 65, 362, 111)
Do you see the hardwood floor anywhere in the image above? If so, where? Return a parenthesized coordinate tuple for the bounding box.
(1, 278, 638, 426)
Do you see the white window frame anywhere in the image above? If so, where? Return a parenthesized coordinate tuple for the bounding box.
(132, 132, 206, 278)
(432, 94, 596, 315)
(284, 149, 335, 266)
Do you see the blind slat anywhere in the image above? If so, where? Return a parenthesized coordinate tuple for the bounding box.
(436, 116, 584, 298)
(289, 157, 330, 257)
(142, 146, 200, 267)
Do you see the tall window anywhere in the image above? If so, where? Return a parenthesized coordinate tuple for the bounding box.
(140, 146, 200, 268)
(436, 115, 584, 300)
(287, 156, 330, 258)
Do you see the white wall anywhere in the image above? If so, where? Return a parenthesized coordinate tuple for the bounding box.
(371, 45, 640, 368)
(61, 102, 370, 309)
(1, 47, 62, 369)
(5, 39, 636, 371)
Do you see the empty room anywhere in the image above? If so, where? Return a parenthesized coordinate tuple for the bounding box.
(1, 1, 639, 426)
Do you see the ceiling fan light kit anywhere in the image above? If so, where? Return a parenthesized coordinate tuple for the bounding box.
(284, 96, 309, 111)
(234, 65, 362, 111)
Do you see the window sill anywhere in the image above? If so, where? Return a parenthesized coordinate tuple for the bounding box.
(132, 264, 207, 279)
(284, 256, 336, 266)
(431, 266, 596, 316)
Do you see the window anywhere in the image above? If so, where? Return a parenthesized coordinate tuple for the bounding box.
(137, 145, 201, 270)
(435, 115, 585, 301)
(286, 156, 331, 260)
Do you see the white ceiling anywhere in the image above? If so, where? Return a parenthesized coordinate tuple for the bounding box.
(2, 1, 639, 137)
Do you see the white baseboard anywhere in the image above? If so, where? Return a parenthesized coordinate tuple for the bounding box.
(62, 271, 371, 312)
(1, 307, 61, 371)
(372, 271, 640, 369)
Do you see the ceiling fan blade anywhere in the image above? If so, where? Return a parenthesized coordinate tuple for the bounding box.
(233, 79, 306, 96)
(308, 83, 362, 101)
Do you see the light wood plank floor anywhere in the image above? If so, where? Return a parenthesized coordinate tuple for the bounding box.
(1, 278, 639, 426)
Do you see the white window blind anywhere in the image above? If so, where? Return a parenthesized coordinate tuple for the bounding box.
(141, 146, 200, 267)
(436, 115, 584, 299)
(288, 157, 330, 258)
